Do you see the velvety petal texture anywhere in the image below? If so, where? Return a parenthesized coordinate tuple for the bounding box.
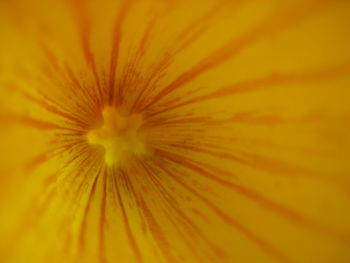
(0, 0, 350, 263)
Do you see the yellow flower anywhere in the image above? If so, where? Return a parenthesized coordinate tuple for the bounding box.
(1, 0, 350, 262)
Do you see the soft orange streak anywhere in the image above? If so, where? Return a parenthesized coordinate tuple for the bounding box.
(79, 171, 99, 250)
(154, 159, 293, 263)
(139, 160, 228, 261)
(156, 149, 350, 244)
(138, 198, 177, 263)
(141, 0, 337, 111)
(21, 91, 88, 128)
(109, 0, 134, 105)
(99, 170, 108, 263)
(69, 0, 104, 103)
(147, 61, 350, 119)
(113, 170, 143, 263)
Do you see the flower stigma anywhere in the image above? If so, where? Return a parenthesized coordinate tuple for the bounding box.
(86, 106, 147, 166)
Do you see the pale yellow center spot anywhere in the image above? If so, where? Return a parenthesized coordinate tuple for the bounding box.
(87, 107, 146, 166)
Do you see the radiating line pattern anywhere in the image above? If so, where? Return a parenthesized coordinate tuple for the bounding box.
(0, 0, 350, 263)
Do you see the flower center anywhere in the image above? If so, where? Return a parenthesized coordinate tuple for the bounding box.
(87, 106, 146, 166)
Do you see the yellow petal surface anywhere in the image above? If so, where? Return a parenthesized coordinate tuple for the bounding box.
(0, 0, 350, 263)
